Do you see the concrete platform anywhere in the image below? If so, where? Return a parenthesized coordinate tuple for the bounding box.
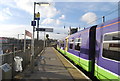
(14, 47, 91, 81)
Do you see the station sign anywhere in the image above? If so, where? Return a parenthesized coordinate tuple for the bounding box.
(35, 12, 40, 20)
(36, 28, 53, 32)
(31, 21, 36, 26)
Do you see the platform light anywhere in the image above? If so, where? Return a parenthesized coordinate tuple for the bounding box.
(36, 2, 50, 6)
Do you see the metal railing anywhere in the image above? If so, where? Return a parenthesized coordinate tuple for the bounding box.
(0, 40, 44, 80)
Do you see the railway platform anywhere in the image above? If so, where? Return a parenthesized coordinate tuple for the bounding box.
(14, 47, 90, 81)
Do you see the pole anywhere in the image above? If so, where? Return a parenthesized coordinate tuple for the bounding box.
(102, 16, 105, 23)
(34, 2, 36, 20)
(17, 34, 19, 50)
(31, 2, 36, 73)
(12, 42, 15, 78)
(18, 34, 19, 40)
(24, 33, 26, 52)
(31, 26, 35, 73)
(0, 41, 3, 81)
(37, 18, 39, 40)
(44, 32, 45, 50)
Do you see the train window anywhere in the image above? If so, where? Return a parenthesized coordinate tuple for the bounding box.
(75, 38, 81, 51)
(69, 39, 74, 43)
(61, 44, 64, 47)
(102, 32, 120, 61)
(69, 44, 73, 49)
(69, 39, 74, 49)
(57, 40, 60, 48)
(61, 41, 64, 47)
(60, 40, 64, 47)
(104, 32, 120, 41)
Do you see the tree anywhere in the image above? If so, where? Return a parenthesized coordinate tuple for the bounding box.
(46, 34, 49, 40)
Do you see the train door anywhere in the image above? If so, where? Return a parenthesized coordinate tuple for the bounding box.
(89, 26, 96, 76)
(65, 38, 68, 51)
(57, 40, 60, 50)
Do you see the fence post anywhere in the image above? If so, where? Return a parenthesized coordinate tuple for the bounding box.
(12, 44, 15, 78)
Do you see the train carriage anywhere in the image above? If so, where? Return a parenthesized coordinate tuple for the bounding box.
(67, 25, 97, 73)
(57, 25, 97, 73)
(57, 17, 120, 81)
(95, 17, 120, 80)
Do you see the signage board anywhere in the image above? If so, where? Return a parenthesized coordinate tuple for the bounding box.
(36, 12, 40, 18)
(45, 28, 53, 32)
(0, 63, 11, 72)
(35, 12, 40, 20)
(36, 28, 53, 32)
(31, 21, 36, 26)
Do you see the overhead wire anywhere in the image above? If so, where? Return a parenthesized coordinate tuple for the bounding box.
(82, 2, 119, 28)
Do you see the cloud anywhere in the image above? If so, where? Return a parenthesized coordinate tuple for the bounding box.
(0, 8, 12, 21)
(59, 15, 65, 19)
(3, 8, 12, 16)
(0, 23, 67, 39)
(41, 18, 55, 24)
(0, 0, 59, 18)
(47, 0, 119, 2)
(12, 0, 59, 18)
(80, 12, 97, 25)
(56, 19, 61, 25)
(41, 18, 61, 25)
(0, 24, 32, 38)
(38, 6, 60, 18)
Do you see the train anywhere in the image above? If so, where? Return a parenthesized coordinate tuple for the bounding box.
(57, 17, 120, 81)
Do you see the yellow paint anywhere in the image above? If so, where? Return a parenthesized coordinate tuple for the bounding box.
(65, 35, 69, 51)
(36, 12, 40, 18)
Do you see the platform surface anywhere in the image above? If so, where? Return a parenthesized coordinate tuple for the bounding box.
(14, 47, 90, 81)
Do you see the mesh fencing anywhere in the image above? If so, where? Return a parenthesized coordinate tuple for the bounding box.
(0, 39, 44, 79)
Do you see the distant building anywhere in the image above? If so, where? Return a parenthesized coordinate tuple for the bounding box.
(0, 37, 31, 53)
(70, 28, 78, 35)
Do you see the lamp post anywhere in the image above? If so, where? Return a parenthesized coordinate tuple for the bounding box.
(18, 34, 24, 40)
(34, 2, 50, 40)
(17, 34, 24, 51)
(31, 2, 50, 73)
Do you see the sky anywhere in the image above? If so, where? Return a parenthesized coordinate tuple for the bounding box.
(0, 0, 119, 40)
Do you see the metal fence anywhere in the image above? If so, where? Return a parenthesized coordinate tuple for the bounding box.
(0, 40, 44, 80)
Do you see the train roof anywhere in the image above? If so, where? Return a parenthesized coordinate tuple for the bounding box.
(69, 25, 96, 38)
(97, 17, 120, 28)
(67, 17, 120, 39)
(58, 17, 120, 41)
